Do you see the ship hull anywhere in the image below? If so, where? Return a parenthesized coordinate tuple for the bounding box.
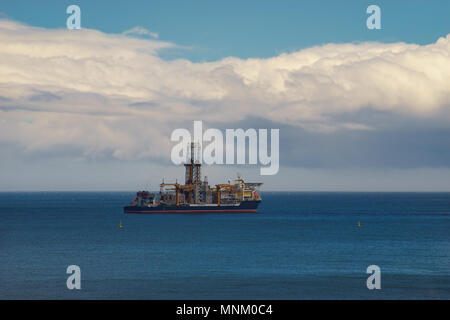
(124, 200, 260, 214)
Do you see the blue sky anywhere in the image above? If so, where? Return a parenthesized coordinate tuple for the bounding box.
(2, 0, 449, 61)
(0, 1, 450, 191)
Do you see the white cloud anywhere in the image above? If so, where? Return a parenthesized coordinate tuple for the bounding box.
(122, 26, 159, 39)
(0, 19, 449, 161)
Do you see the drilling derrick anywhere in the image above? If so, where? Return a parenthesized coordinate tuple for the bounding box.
(184, 142, 202, 204)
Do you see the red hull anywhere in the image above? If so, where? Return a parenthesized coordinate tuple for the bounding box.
(124, 209, 257, 214)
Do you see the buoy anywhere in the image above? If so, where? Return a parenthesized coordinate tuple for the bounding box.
(120, 220, 123, 228)
(358, 221, 361, 227)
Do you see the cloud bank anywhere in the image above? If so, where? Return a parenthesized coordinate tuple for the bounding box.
(0, 19, 449, 167)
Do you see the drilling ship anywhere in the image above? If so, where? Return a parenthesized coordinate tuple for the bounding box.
(124, 143, 262, 214)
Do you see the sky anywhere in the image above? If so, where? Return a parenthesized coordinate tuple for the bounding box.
(0, 0, 450, 191)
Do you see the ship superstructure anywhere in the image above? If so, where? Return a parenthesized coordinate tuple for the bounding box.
(124, 143, 262, 213)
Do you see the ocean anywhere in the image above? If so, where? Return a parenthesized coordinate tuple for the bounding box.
(0, 192, 449, 299)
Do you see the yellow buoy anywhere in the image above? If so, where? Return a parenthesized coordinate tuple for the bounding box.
(358, 221, 361, 227)
(119, 220, 123, 228)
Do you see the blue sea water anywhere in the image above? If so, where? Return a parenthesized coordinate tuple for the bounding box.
(0, 192, 449, 299)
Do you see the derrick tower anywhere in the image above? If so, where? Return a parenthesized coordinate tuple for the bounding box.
(184, 142, 202, 203)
